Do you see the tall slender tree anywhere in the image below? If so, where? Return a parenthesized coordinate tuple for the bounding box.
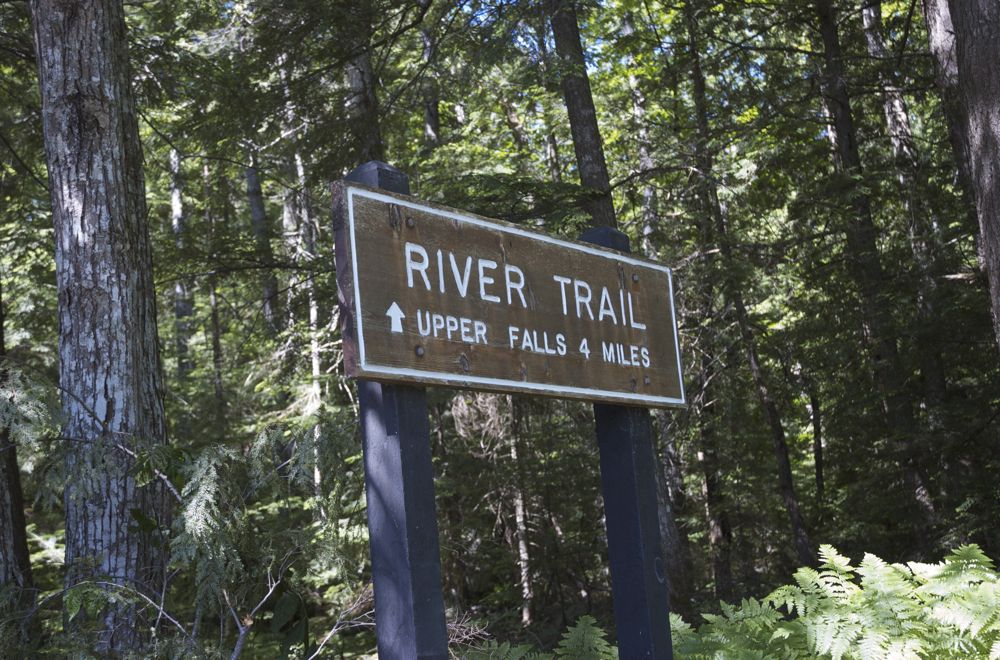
(346, 0, 385, 164)
(548, 0, 615, 228)
(548, 0, 691, 610)
(814, 0, 936, 541)
(684, 0, 814, 567)
(696, 347, 734, 601)
(509, 398, 534, 626)
(246, 157, 281, 336)
(531, 12, 564, 183)
(617, 9, 696, 610)
(203, 163, 226, 434)
(420, 28, 441, 152)
(862, 0, 947, 411)
(170, 149, 194, 381)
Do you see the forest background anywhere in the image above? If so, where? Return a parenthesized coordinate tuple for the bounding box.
(0, 0, 999, 657)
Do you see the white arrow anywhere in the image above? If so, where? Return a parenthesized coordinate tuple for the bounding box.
(385, 302, 405, 333)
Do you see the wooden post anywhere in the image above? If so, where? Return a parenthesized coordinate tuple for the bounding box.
(342, 161, 449, 660)
(582, 225, 674, 659)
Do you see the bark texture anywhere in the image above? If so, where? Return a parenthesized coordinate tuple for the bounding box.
(948, 0, 1000, 351)
(31, 0, 170, 651)
(548, 0, 616, 227)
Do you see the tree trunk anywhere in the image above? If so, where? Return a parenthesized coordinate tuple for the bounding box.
(346, 53, 384, 163)
(691, 218, 734, 599)
(629, 69, 659, 257)
(208, 278, 225, 413)
(862, 0, 947, 410)
(815, 0, 937, 539)
(735, 297, 815, 564)
(245, 157, 280, 336)
(622, 13, 659, 256)
(279, 62, 326, 506)
(948, 0, 1000, 352)
(653, 411, 695, 618)
(920, 0, 976, 227)
(697, 354, 734, 602)
(532, 16, 564, 183)
(421, 28, 440, 151)
(295, 150, 325, 511)
(281, 165, 301, 332)
(548, 0, 616, 227)
(0, 274, 34, 641)
(509, 398, 533, 626)
(548, 0, 691, 606)
(345, 2, 385, 165)
(31, 0, 170, 651)
(170, 149, 194, 382)
(203, 163, 226, 434)
(810, 398, 824, 501)
(685, 0, 814, 567)
(790, 366, 824, 508)
(500, 97, 531, 172)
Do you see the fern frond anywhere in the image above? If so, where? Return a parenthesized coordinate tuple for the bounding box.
(555, 615, 616, 659)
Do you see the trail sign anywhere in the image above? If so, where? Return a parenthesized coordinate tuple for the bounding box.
(333, 182, 685, 407)
(333, 162, 678, 660)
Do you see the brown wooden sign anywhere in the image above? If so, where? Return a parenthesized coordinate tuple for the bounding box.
(332, 182, 685, 407)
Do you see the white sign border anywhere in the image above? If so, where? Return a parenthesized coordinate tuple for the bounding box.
(346, 186, 686, 407)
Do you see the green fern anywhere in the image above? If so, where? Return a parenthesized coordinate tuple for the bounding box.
(670, 544, 1000, 659)
(464, 546, 998, 660)
(555, 615, 617, 659)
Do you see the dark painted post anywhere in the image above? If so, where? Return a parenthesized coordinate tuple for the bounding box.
(581, 225, 674, 659)
(344, 161, 449, 660)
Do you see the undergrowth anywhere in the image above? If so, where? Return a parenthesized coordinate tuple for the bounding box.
(466, 544, 1000, 659)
